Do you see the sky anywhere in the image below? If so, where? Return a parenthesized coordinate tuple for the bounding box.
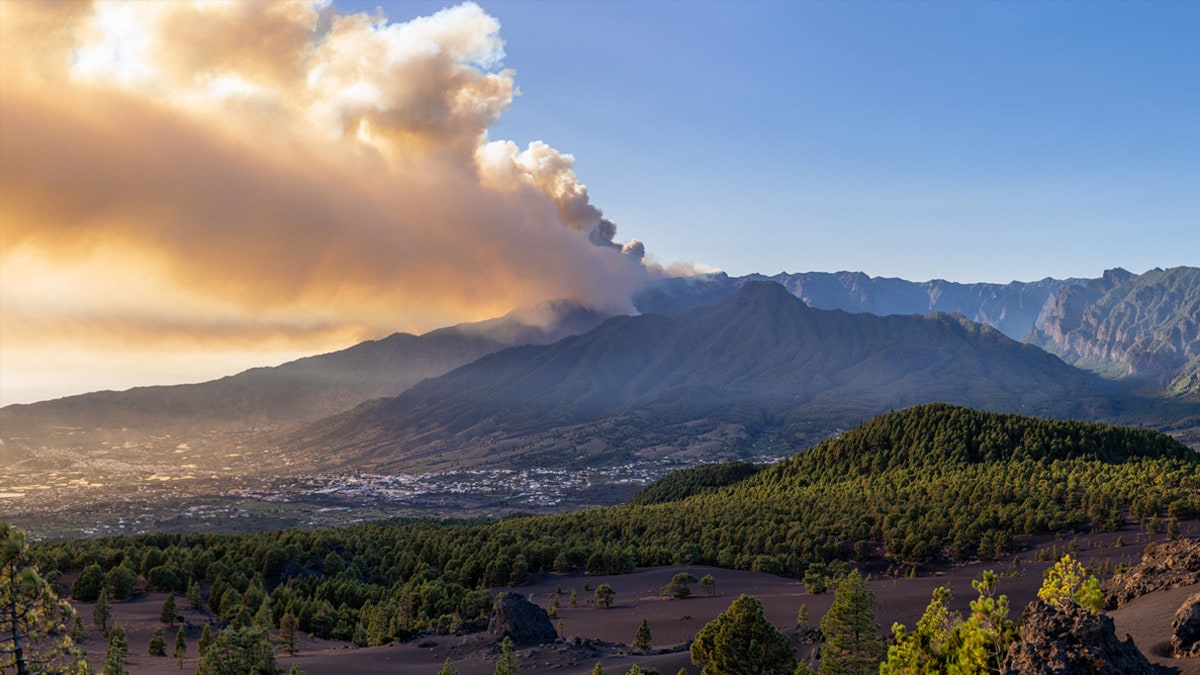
(1, 0, 1197, 406)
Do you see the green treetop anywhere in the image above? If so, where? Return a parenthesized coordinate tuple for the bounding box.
(1037, 554, 1103, 613)
(690, 594, 795, 675)
(633, 618, 652, 651)
(1, 523, 88, 675)
(818, 570, 883, 675)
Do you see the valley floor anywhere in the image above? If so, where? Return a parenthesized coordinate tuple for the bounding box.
(70, 521, 1198, 674)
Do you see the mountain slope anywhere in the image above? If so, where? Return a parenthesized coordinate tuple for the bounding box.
(634, 271, 1083, 339)
(293, 281, 1119, 472)
(0, 301, 607, 468)
(1026, 267, 1200, 386)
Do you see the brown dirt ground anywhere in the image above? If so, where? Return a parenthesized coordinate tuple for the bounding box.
(70, 521, 1196, 674)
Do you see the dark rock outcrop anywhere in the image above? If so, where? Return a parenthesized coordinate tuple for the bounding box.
(487, 593, 557, 646)
(1002, 600, 1167, 674)
(795, 625, 824, 644)
(1172, 592, 1200, 658)
(1106, 539, 1200, 609)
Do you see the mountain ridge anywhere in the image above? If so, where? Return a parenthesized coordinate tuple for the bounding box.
(633, 270, 1086, 339)
(288, 281, 1121, 473)
(0, 300, 608, 468)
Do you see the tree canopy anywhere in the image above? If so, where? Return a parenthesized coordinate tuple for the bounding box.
(819, 570, 883, 674)
(1, 523, 86, 675)
(690, 594, 795, 675)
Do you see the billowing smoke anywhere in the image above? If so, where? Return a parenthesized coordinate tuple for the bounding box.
(0, 1, 657, 401)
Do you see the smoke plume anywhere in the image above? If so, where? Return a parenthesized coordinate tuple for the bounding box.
(0, 1, 654, 402)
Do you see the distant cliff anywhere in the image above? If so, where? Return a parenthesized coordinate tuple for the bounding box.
(635, 271, 1082, 340)
(1026, 267, 1200, 390)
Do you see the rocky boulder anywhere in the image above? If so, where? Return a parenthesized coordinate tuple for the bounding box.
(1105, 539, 1200, 609)
(1002, 600, 1167, 674)
(487, 593, 557, 647)
(1172, 591, 1200, 658)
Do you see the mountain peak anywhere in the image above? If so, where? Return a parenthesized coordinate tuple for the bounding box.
(731, 279, 809, 309)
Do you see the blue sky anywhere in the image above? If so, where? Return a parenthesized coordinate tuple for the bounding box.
(348, 0, 1198, 282)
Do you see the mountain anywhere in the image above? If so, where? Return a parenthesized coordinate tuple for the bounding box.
(1026, 267, 1200, 388)
(290, 281, 1119, 473)
(634, 271, 1083, 339)
(0, 301, 608, 468)
(1168, 356, 1200, 398)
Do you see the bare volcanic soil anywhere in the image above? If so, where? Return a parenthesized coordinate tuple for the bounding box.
(72, 525, 1194, 674)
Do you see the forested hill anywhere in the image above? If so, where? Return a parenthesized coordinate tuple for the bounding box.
(761, 402, 1196, 484)
(629, 403, 1196, 517)
(628, 461, 764, 506)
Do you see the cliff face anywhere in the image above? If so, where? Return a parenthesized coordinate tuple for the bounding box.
(769, 272, 1077, 340)
(1026, 267, 1200, 386)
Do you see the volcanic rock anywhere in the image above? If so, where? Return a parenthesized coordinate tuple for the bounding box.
(1105, 539, 1200, 609)
(1172, 591, 1200, 658)
(1002, 599, 1167, 674)
(487, 593, 557, 647)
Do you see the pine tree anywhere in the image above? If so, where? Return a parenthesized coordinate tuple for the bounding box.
(198, 623, 214, 656)
(699, 573, 716, 596)
(662, 573, 697, 599)
(437, 656, 459, 675)
(633, 618, 652, 652)
(883, 571, 1015, 674)
(279, 610, 299, 655)
(94, 591, 112, 634)
(197, 625, 278, 675)
(797, 603, 808, 626)
(951, 571, 1015, 673)
(187, 580, 203, 610)
(494, 635, 517, 675)
(364, 603, 386, 646)
(161, 593, 178, 625)
(149, 626, 166, 656)
(70, 613, 85, 643)
(174, 626, 187, 669)
(1037, 555, 1102, 613)
(104, 567, 137, 601)
(103, 622, 128, 675)
(0, 523, 87, 674)
(690, 594, 795, 675)
(71, 563, 106, 602)
(253, 600, 273, 629)
(818, 571, 883, 675)
(594, 583, 615, 609)
(882, 587, 953, 674)
(590, 663, 607, 675)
